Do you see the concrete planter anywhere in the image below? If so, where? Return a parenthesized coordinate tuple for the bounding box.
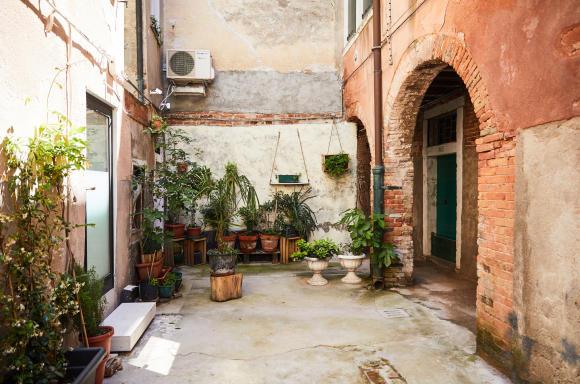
(209, 253, 237, 276)
(305, 257, 329, 286)
(338, 254, 365, 284)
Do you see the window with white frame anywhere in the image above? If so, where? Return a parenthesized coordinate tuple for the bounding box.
(345, 0, 373, 43)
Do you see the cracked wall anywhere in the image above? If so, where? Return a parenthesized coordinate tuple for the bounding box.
(164, 0, 343, 113)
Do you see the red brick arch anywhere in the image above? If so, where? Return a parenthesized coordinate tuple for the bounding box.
(383, 34, 516, 361)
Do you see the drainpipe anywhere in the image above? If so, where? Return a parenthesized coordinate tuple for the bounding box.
(372, 0, 385, 289)
(136, 0, 145, 102)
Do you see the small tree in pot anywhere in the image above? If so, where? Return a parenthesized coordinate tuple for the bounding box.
(291, 239, 339, 286)
(74, 265, 113, 384)
(203, 163, 258, 275)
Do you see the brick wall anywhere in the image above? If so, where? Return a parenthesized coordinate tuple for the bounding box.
(377, 35, 517, 368)
(168, 111, 341, 126)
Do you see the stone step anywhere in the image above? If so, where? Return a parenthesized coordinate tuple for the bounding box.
(101, 302, 156, 352)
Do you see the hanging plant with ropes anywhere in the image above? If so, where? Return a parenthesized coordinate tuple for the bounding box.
(323, 122, 350, 178)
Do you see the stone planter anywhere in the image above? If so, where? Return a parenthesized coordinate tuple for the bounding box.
(305, 257, 329, 286)
(209, 253, 237, 276)
(338, 254, 365, 284)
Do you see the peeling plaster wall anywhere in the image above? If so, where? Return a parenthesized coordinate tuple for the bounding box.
(176, 122, 357, 243)
(514, 117, 580, 383)
(164, 0, 343, 113)
(0, 1, 156, 315)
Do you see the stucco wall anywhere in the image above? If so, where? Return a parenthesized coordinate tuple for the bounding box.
(514, 117, 580, 383)
(175, 122, 357, 244)
(164, 0, 343, 113)
(0, 1, 156, 314)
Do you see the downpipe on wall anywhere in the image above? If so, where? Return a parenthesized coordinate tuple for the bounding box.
(372, 0, 385, 290)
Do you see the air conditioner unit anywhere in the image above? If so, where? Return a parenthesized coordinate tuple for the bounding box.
(166, 49, 215, 83)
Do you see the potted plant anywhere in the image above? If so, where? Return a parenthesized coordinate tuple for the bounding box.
(74, 266, 114, 384)
(338, 208, 398, 286)
(156, 129, 195, 238)
(139, 277, 159, 302)
(336, 208, 372, 284)
(323, 153, 350, 178)
(158, 273, 176, 299)
(148, 114, 167, 135)
(0, 121, 101, 382)
(202, 163, 258, 273)
(291, 239, 339, 286)
(277, 188, 317, 240)
(185, 165, 212, 237)
(170, 271, 183, 291)
(238, 205, 260, 253)
(277, 174, 301, 183)
(257, 197, 284, 252)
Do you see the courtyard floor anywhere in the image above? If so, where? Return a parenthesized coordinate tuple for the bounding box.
(106, 262, 510, 384)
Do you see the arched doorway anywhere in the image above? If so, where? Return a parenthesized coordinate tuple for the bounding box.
(381, 35, 510, 340)
(354, 118, 371, 216)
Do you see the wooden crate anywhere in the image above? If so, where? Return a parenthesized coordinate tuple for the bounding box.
(280, 236, 301, 264)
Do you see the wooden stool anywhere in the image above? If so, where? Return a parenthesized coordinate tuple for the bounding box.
(280, 236, 301, 264)
(210, 273, 243, 302)
(184, 237, 207, 266)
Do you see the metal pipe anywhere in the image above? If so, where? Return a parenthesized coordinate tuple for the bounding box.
(136, 0, 145, 102)
(372, 0, 385, 288)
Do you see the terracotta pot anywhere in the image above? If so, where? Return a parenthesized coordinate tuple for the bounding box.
(259, 234, 280, 252)
(177, 162, 188, 173)
(87, 326, 114, 384)
(136, 257, 163, 280)
(239, 234, 258, 253)
(165, 223, 185, 238)
(222, 233, 237, 249)
(141, 249, 160, 264)
(305, 257, 329, 286)
(151, 119, 163, 130)
(186, 226, 202, 237)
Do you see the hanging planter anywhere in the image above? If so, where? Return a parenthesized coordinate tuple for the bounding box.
(323, 153, 350, 178)
(277, 174, 300, 183)
(148, 114, 167, 135)
(322, 122, 349, 178)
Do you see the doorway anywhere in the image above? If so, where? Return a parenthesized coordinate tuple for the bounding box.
(85, 94, 114, 292)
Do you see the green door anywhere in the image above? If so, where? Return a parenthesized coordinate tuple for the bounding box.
(432, 154, 456, 261)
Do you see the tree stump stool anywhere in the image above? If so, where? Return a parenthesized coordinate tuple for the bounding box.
(210, 273, 243, 302)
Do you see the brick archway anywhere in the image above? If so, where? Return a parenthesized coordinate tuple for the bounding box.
(383, 34, 516, 361)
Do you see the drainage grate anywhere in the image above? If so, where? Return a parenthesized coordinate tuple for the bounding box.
(380, 308, 410, 319)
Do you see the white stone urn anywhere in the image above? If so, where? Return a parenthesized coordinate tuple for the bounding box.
(338, 254, 365, 284)
(304, 257, 330, 286)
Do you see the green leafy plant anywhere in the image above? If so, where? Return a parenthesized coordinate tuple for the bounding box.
(160, 272, 176, 287)
(291, 239, 339, 261)
(0, 118, 86, 382)
(202, 163, 258, 251)
(74, 266, 106, 337)
(324, 153, 349, 178)
(155, 128, 196, 223)
(148, 114, 167, 135)
(338, 208, 398, 268)
(277, 188, 317, 239)
(238, 205, 260, 234)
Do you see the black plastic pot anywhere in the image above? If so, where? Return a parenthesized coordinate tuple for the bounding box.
(203, 229, 217, 249)
(65, 347, 105, 384)
(139, 280, 159, 302)
(208, 253, 237, 276)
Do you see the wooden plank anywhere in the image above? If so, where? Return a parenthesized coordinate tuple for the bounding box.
(210, 273, 243, 302)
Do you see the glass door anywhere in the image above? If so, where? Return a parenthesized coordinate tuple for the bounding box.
(85, 95, 114, 291)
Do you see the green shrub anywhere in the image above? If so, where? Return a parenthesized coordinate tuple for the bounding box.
(324, 153, 349, 178)
(74, 266, 106, 337)
(291, 239, 339, 261)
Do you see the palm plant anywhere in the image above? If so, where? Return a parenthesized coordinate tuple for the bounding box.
(202, 163, 258, 251)
(277, 188, 317, 239)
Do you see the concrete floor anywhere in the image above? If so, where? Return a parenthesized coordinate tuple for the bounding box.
(106, 262, 510, 384)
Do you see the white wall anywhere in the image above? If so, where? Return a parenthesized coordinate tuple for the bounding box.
(176, 122, 358, 244)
